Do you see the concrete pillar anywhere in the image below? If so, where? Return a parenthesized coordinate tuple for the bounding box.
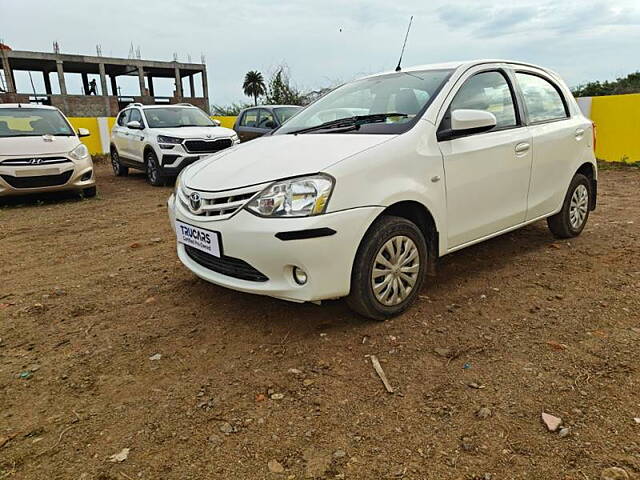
(201, 66, 209, 113)
(189, 74, 195, 98)
(110, 75, 118, 96)
(1, 53, 16, 93)
(137, 65, 146, 96)
(43, 71, 52, 95)
(99, 63, 108, 96)
(174, 66, 182, 98)
(147, 74, 155, 97)
(56, 60, 67, 95)
(81, 72, 90, 95)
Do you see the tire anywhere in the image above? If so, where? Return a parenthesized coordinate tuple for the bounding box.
(110, 147, 128, 176)
(82, 186, 97, 198)
(145, 149, 166, 187)
(547, 173, 591, 238)
(346, 215, 428, 321)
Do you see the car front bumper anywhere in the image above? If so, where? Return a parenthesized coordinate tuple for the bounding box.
(168, 193, 383, 302)
(0, 155, 95, 197)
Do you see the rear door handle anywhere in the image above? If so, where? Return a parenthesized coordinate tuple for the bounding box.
(515, 142, 530, 154)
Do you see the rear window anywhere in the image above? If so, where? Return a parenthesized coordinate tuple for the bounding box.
(0, 108, 75, 137)
(516, 73, 568, 123)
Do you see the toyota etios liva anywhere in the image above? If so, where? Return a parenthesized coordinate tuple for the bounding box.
(168, 60, 597, 320)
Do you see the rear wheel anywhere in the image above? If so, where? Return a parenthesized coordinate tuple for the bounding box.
(145, 149, 166, 187)
(547, 173, 591, 238)
(110, 147, 128, 176)
(346, 215, 428, 321)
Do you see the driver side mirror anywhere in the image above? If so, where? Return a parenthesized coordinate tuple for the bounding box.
(438, 109, 497, 141)
(77, 128, 91, 138)
(212, 119, 221, 126)
(126, 120, 143, 130)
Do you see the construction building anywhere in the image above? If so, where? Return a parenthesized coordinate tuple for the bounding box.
(0, 47, 210, 116)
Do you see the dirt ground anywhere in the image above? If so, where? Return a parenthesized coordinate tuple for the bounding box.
(1, 159, 639, 480)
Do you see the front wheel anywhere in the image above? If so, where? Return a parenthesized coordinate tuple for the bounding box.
(346, 215, 428, 321)
(82, 186, 97, 198)
(547, 173, 591, 238)
(145, 150, 166, 187)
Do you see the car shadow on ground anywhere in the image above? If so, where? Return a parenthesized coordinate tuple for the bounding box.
(0, 190, 91, 208)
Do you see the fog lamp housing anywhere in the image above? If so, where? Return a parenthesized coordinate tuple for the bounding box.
(293, 267, 308, 285)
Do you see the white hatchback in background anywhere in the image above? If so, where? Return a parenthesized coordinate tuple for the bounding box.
(168, 59, 597, 320)
(0, 104, 96, 198)
(109, 103, 239, 186)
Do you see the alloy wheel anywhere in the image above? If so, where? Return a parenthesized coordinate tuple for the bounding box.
(569, 184, 589, 229)
(371, 235, 420, 306)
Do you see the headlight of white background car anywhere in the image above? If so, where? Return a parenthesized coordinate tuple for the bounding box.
(246, 174, 334, 217)
(157, 135, 183, 144)
(231, 133, 240, 145)
(69, 143, 89, 160)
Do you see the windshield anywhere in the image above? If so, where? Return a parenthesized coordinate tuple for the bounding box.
(143, 107, 215, 128)
(275, 69, 453, 135)
(274, 107, 301, 124)
(0, 108, 75, 138)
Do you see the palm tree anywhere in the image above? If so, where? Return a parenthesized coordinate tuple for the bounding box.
(243, 71, 266, 106)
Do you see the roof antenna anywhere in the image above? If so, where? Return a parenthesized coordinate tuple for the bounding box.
(395, 15, 413, 72)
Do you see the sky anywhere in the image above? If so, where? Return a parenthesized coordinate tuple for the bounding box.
(2, 0, 640, 106)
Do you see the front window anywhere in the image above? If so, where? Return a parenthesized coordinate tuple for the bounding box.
(273, 107, 301, 124)
(275, 69, 453, 135)
(143, 107, 215, 128)
(0, 108, 75, 138)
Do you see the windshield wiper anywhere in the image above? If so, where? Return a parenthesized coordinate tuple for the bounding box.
(288, 113, 408, 135)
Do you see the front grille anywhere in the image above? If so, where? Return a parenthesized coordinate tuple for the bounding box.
(184, 138, 233, 153)
(0, 157, 72, 166)
(178, 183, 266, 219)
(185, 245, 268, 282)
(1, 170, 73, 189)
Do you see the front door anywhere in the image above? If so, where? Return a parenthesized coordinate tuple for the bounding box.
(438, 69, 533, 249)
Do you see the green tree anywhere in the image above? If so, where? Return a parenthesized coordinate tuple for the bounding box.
(265, 67, 306, 105)
(573, 71, 640, 97)
(242, 70, 266, 106)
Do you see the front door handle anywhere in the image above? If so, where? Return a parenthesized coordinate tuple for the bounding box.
(575, 128, 585, 138)
(515, 142, 530, 154)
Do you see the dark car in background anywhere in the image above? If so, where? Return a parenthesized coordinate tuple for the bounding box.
(233, 105, 302, 142)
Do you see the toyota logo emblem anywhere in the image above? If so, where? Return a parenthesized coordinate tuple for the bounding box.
(189, 192, 202, 212)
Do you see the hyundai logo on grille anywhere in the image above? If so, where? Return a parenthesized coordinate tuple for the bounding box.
(29, 158, 44, 165)
(189, 192, 202, 212)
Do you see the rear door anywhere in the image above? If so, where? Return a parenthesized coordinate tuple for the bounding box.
(126, 108, 146, 164)
(514, 70, 590, 220)
(113, 110, 130, 157)
(236, 109, 262, 142)
(438, 67, 533, 249)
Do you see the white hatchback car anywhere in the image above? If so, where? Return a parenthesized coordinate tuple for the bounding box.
(0, 104, 95, 198)
(168, 60, 597, 320)
(110, 103, 239, 186)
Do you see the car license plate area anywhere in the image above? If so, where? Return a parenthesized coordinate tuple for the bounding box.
(175, 220, 221, 257)
(14, 168, 61, 177)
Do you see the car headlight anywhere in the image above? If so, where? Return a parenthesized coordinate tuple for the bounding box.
(231, 133, 240, 145)
(175, 169, 185, 194)
(157, 135, 183, 144)
(246, 174, 334, 218)
(69, 143, 89, 160)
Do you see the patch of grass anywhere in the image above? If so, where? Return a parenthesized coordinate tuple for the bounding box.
(597, 159, 640, 170)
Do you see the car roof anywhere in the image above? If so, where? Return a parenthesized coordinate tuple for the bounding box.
(360, 59, 558, 80)
(240, 105, 301, 111)
(0, 103, 59, 110)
